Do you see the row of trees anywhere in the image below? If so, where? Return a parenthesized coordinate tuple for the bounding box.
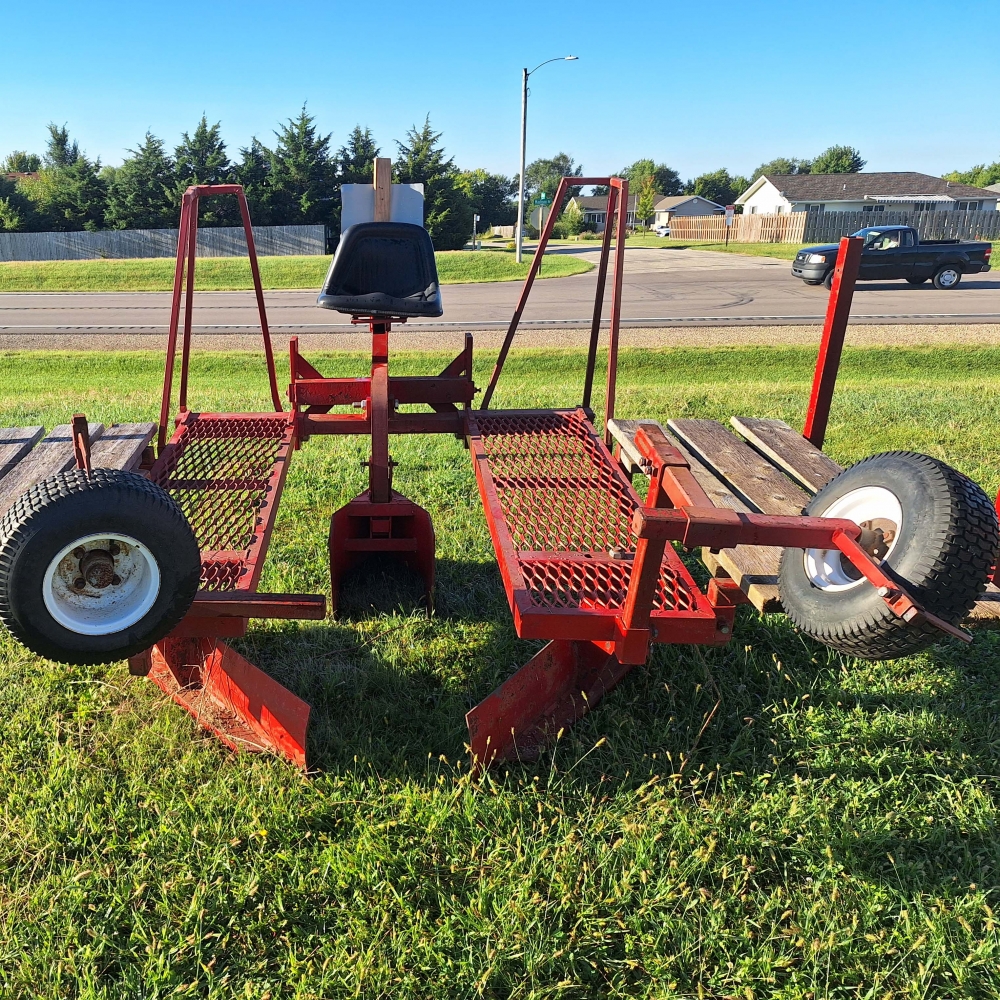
(0, 112, 521, 250)
(945, 157, 1000, 190)
(2, 120, 871, 246)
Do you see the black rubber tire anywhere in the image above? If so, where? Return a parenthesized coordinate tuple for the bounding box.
(932, 265, 962, 289)
(778, 452, 998, 660)
(0, 469, 201, 665)
(906, 277, 929, 285)
(822, 269, 835, 290)
(804, 280, 822, 286)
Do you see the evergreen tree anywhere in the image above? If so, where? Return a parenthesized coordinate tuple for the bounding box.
(22, 154, 107, 230)
(810, 145, 865, 174)
(394, 116, 471, 250)
(269, 106, 336, 225)
(234, 138, 274, 225)
(2, 151, 41, 174)
(174, 116, 236, 225)
(337, 126, 380, 184)
(0, 175, 37, 231)
(44, 124, 80, 168)
(105, 133, 176, 230)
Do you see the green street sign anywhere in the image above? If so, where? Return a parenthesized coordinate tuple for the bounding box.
(533, 193, 551, 206)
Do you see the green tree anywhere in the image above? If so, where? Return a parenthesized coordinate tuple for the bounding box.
(234, 138, 274, 225)
(685, 168, 745, 206)
(635, 173, 657, 227)
(456, 169, 518, 228)
(269, 106, 337, 226)
(810, 145, 865, 174)
(337, 126, 380, 184)
(0, 175, 37, 231)
(554, 197, 585, 238)
(944, 159, 1000, 188)
(44, 124, 80, 168)
(173, 116, 236, 225)
(105, 133, 176, 230)
(21, 125, 106, 232)
(524, 153, 583, 206)
(2, 151, 41, 174)
(394, 116, 471, 250)
(751, 156, 812, 181)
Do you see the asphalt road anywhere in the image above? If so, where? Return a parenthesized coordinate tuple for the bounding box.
(2, 248, 999, 338)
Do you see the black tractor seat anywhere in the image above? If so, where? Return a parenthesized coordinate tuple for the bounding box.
(317, 222, 443, 318)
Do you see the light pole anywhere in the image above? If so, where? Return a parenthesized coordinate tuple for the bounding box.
(515, 55, 578, 264)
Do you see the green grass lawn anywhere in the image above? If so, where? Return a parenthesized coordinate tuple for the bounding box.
(3, 345, 1000, 996)
(0, 250, 593, 293)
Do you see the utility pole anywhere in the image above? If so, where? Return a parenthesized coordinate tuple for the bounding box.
(514, 56, 578, 264)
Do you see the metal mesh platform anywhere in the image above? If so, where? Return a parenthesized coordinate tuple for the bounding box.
(151, 413, 294, 591)
(469, 409, 708, 625)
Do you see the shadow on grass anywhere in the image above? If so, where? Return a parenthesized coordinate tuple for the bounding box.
(226, 546, 1000, 893)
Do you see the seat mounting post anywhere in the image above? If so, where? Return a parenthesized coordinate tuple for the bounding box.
(369, 320, 392, 503)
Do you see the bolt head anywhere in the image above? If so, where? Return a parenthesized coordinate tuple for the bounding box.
(74, 577, 86, 589)
(73, 547, 85, 559)
(108, 541, 121, 556)
(111, 574, 122, 586)
(877, 586, 890, 597)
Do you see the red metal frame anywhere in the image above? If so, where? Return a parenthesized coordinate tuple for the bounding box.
(803, 236, 863, 448)
(158, 185, 283, 452)
(121, 179, 962, 773)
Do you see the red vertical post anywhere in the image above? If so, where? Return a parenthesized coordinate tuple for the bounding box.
(802, 236, 863, 449)
(368, 322, 391, 503)
(237, 190, 282, 412)
(582, 186, 618, 410)
(177, 192, 199, 413)
(603, 178, 628, 446)
(158, 191, 193, 451)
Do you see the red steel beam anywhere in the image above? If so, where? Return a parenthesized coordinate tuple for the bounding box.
(802, 236, 863, 448)
(602, 178, 628, 446)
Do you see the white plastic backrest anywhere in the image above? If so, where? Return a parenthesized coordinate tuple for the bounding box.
(341, 183, 425, 231)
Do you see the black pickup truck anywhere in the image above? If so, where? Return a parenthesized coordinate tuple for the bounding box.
(792, 225, 992, 290)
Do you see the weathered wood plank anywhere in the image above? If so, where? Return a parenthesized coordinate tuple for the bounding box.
(968, 583, 1000, 625)
(90, 422, 156, 472)
(730, 416, 843, 494)
(606, 417, 782, 611)
(0, 422, 104, 518)
(668, 418, 810, 516)
(0, 426, 44, 480)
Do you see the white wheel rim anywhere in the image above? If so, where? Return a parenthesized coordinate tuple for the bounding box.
(939, 269, 959, 287)
(803, 486, 903, 592)
(42, 533, 161, 635)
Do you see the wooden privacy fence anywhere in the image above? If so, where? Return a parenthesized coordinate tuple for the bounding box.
(803, 209, 1000, 243)
(0, 225, 327, 262)
(668, 213, 807, 244)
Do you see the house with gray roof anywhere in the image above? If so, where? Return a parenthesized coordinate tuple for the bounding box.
(568, 193, 723, 231)
(735, 172, 999, 215)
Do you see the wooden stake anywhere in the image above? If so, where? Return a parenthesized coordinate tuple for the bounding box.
(373, 158, 392, 223)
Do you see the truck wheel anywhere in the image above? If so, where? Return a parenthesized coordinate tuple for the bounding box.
(0, 469, 201, 665)
(823, 269, 835, 290)
(778, 452, 998, 660)
(932, 265, 962, 289)
(906, 277, 929, 284)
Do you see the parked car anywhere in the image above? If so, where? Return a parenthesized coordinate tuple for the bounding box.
(654, 224, 670, 237)
(791, 225, 992, 290)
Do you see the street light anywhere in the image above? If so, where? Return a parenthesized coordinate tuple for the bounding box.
(515, 55, 578, 264)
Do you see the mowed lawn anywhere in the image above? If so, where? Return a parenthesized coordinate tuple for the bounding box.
(0, 250, 593, 293)
(2, 345, 1000, 997)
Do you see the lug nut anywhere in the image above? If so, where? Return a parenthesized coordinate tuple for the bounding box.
(108, 541, 121, 556)
(74, 577, 86, 589)
(73, 547, 85, 559)
(111, 574, 122, 586)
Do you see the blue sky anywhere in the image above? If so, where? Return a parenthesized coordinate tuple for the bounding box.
(2, 0, 997, 181)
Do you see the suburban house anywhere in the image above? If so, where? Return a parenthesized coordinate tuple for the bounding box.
(652, 195, 724, 228)
(735, 172, 1000, 215)
(568, 193, 723, 231)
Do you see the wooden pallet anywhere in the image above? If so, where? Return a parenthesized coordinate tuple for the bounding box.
(607, 416, 1000, 625)
(0, 422, 157, 518)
